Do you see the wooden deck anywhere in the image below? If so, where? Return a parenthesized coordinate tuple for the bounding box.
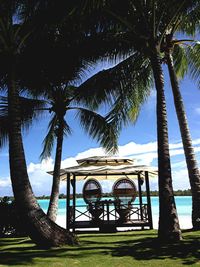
(70, 219, 150, 229)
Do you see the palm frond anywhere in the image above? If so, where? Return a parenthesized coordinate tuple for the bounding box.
(19, 96, 48, 123)
(173, 44, 188, 79)
(0, 96, 9, 148)
(74, 107, 118, 154)
(63, 119, 72, 137)
(105, 96, 130, 134)
(187, 43, 200, 87)
(40, 114, 57, 160)
(0, 95, 48, 148)
(0, 95, 47, 130)
(0, 115, 9, 148)
(106, 67, 152, 133)
(76, 51, 152, 110)
(76, 51, 153, 132)
(177, 1, 200, 36)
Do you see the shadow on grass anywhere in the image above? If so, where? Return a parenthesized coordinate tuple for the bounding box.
(78, 231, 155, 238)
(110, 235, 200, 265)
(0, 231, 199, 266)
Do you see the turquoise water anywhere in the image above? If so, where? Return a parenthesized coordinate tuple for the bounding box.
(38, 196, 192, 219)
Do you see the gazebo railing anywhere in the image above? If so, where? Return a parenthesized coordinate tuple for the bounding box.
(69, 202, 150, 227)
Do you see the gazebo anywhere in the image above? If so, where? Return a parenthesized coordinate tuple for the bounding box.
(53, 156, 157, 232)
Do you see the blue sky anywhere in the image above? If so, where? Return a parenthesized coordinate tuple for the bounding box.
(0, 63, 200, 196)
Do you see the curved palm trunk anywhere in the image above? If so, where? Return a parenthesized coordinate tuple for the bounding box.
(47, 122, 64, 222)
(8, 63, 76, 247)
(166, 52, 200, 230)
(150, 51, 182, 242)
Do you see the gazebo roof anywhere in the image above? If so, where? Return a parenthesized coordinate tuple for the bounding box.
(76, 156, 134, 166)
(48, 156, 158, 181)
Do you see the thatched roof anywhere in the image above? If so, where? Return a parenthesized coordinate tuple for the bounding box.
(48, 156, 157, 181)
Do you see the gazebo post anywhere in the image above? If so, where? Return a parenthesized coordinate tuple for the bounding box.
(145, 171, 153, 229)
(72, 174, 76, 232)
(137, 173, 144, 228)
(66, 173, 70, 231)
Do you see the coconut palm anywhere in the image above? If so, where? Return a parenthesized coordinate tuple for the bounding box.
(81, 0, 200, 234)
(0, 85, 118, 223)
(78, 51, 181, 242)
(0, 0, 122, 247)
(0, 0, 82, 247)
(74, 0, 200, 242)
(164, 42, 200, 230)
(158, 2, 200, 229)
(37, 85, 118, 222)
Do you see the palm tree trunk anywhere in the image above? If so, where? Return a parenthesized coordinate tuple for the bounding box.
(166, 52, 200, 230)
(7, 62, 77, 247)
(150, 50, 182, 242)
(47, 122, 64, 222)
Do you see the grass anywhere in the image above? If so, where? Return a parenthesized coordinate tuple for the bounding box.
(0, 229, 200, 267)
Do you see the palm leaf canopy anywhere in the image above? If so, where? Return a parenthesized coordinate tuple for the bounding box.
(163, 1, 200, 82)
(0, 1, 114, 95)
(72, 0, 200, 126)
(176, 1, 200, 36)
(40, 83, 119, 159)
(74, 0, 196, 44)
(170, 42, 200, 88)
(172, 44, 189, 79)
(0, 95, 46, 148)
(187, 43, 200, 87)
(163, 0, 200, 76)
(76, 51, 153, 130)
(73, 107, 118, 154)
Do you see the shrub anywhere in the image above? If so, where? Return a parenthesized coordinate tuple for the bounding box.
(0, 196, 27, 237)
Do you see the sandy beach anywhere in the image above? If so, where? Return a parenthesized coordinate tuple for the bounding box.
(56, 214, 193, 230)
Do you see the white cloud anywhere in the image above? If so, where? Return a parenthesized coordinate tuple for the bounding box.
(0, 176, 13, 196)
(75, 147, 105, 159)
(1, 138, 200, 196)
(0, 176, 11, 187)
(133, 152, 158, 165)
(192, 138, 200, 145)
(61, 157, 79, 168)
(118, 141, 157, 156)
(28, 158, 54, 173)
(172, 169, 190, 190)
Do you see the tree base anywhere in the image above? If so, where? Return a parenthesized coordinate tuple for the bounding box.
(192, 218, 200, 231)
(158, 229, 182, 243)
(22, 208, 78, 248)
(192, 225, 200, 231)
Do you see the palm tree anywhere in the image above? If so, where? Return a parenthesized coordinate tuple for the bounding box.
(75, 0, 200, 242)
(38, 85, 118, 222)
(0, 0, 82, 247)
(85, 0, 200, 234)
(79, 51, 181, 242)
(157, 2, 200, 229)
(0, 1, 120, 246)
(168, 50, 200, 230)
(0, 86, 118, 223)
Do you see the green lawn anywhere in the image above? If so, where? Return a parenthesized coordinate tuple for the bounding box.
(0, 230, 200, 267)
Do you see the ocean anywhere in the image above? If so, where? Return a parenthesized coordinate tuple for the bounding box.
(38, 196, 192, 229)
